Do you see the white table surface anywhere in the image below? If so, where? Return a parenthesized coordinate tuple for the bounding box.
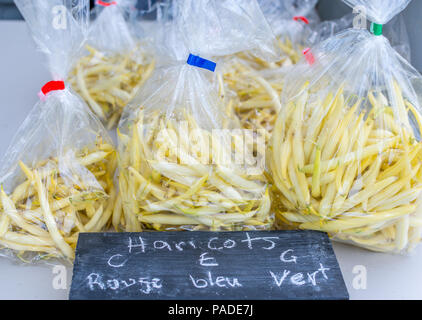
(1, 20, 422, 300)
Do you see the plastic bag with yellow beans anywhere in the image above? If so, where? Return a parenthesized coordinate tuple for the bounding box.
(116, 0, 277, 232)
(0, 0, 117, 264)
(269, 0, 422, 254)
(68, 0, 156, 129)
(218, 1, 318, 148)
(258, 0, 319, 66)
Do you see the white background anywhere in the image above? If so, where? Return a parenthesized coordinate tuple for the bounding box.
(0, 21, 421, 300)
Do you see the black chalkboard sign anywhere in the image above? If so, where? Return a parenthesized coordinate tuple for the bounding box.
(69, 231, 349, 300)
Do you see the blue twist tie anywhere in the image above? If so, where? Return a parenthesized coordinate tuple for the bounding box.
(187, 54, 216, 72)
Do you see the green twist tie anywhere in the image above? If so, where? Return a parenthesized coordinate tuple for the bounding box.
(371, 22, 383, 36)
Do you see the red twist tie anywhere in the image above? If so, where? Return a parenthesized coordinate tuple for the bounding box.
(293, 16, 309, 25)
(41, 81, 65, 95)
(303, 48, 315, 65)
(96, 0, 117, 7)
(38, 81, 65, 100)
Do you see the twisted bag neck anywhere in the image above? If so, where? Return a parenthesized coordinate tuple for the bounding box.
(38, 80, 65, 100)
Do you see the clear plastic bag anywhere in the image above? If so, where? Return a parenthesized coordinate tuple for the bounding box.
(258, 0, 320, 65)
(0, 0, 117, 264)
(220, 7, 412, 145)
(384, 14, 411, 62)
(116, 0, 275, 232)
(307, 13, 355, 48)
(269, 0, 422, 253)
(342, 0, 411, 24)
(218, 0, 319, 146)
(307, 13, 411, 62)
(67, 0, 156, 129)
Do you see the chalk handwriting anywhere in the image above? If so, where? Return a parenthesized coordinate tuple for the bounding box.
(269, 270, 290, 287)
(199, 252, 219, 267)
(269, 263, 330, 287)
(128, 236, 146, 253)
(86, 273, 162, 294)
(108, 254, 127, 268)
(280, 249, 297, 263)
(241, 232, 279, 250)
(189, 272, 242, 289)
